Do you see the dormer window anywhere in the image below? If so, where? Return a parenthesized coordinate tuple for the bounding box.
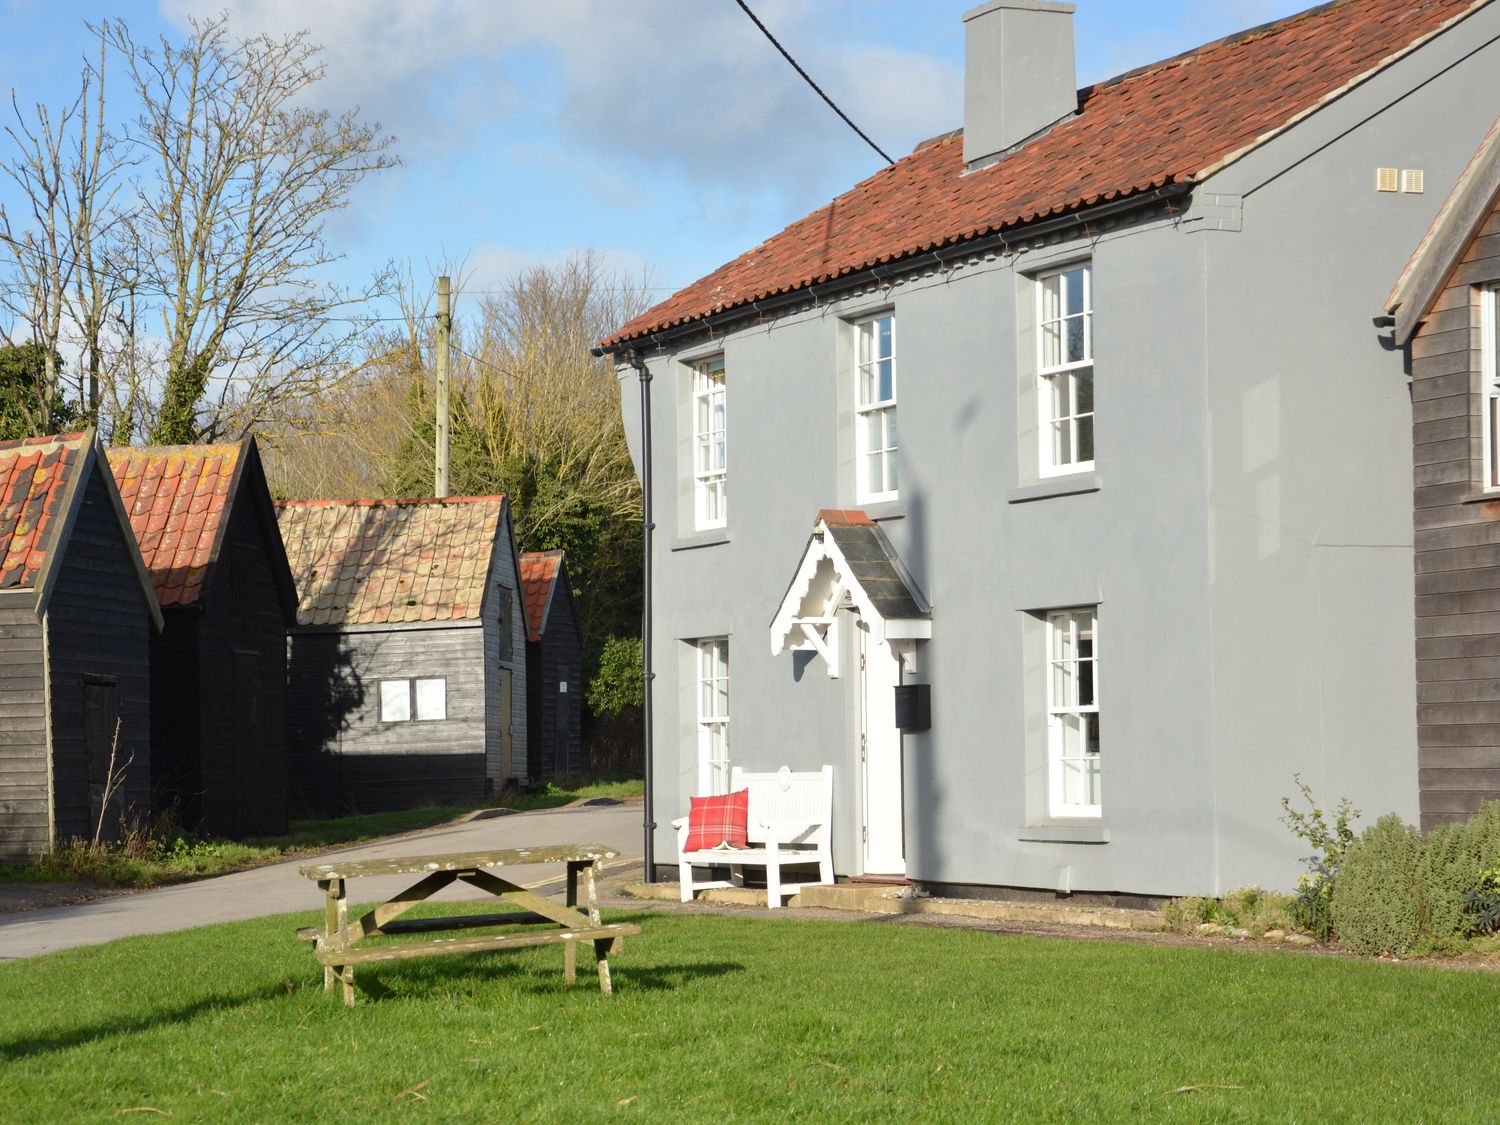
(855, 313, 898, 502)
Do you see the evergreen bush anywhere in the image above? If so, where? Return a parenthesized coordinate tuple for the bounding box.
(1331, 814, 1424, 955)
(1419, 822, 1479, 942)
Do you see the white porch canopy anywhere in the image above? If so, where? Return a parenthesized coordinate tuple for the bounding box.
(769, 509, 931, 678)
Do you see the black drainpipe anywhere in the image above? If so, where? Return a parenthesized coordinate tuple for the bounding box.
(626, 348, 658, 882)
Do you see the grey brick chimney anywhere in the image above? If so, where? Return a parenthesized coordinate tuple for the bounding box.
(962, 0, 1078, 168)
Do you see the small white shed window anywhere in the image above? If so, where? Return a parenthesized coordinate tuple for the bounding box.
(1046, 608, 1100, 817)
(1483, 285, 1500, 491)
(380, 678, 447, 722)
(693, 356, 727, 529)
(854, 313, 898, 501)
(414, 678, 447, 721)
(1037, 264, 1094, 476)
(696, 637, 730, 795)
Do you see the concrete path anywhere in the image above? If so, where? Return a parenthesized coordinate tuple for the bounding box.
(0, 801, 645, 961)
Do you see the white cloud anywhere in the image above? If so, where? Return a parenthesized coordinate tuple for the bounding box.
(155, 0, 962, 210)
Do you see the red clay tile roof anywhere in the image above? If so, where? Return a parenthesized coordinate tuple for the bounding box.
(107, 442, 242, 608)
(818, 509, 875, 528)
(0, 432, 87, 590)
(519, 549, 565, 643)
(276, 496, 508, 627)
(602, 0, 1483, 349)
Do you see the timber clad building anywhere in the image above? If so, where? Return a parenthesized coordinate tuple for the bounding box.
(1387, 114, 1500, 829)
(277, 496, 528, 814)
(0, 432, 161, 860)
(108, 438, 297, 837)
(520, 550, 584, 778)
(602, 0, 1500, 896)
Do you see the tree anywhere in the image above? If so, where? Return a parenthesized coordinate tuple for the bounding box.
(0, 343, 75, 440)
(106, 17, 397, 443)
(0, 16, 397, 443)
(0, 23, 121, 431)
(382, 252, 649, 659)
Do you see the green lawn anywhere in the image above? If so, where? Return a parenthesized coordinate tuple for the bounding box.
(1, 908, 1497, 1122)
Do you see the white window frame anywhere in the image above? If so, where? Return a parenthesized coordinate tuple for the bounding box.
(1483, 285, 1500, 492)
(378, 677, 447, 723)
(1036, 263, 1095, 477)
(695, 637, 730, 795)
(692, 356, 727, 529)
(1045, 608, 1100, 818)
(854, 312, 898, 502)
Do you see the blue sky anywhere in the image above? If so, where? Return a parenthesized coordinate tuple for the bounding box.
(0, 1, 1303, 321)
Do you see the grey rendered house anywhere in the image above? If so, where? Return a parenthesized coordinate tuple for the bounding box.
(277, 496, 528, 814)
(599, 0, 1500, 899)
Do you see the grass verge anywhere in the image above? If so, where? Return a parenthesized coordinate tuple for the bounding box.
(0, 775, 644, 888)
(0, 908, 1497, 1121)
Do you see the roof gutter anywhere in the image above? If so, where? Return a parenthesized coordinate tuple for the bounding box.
(593, 181, 1193, 358)
(626, 347, 659, 883)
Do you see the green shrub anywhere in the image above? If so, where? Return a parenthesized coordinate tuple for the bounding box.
(1162, 887, 1296, 935)
(1462, 865, 1500, 935)
(1292, 874, 1335, 941)
(1419, 822, 1480, 942)
(1331, 814, 1424, 954)
(1162, 896, 1226, 931)
(586, 635, 643, 717)
(1464, 800, 1500, 870)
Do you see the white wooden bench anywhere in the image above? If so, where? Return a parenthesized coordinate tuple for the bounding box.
(673, 765, 833, 909)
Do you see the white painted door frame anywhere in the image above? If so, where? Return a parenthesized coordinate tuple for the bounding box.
(858, 620, 906, 876)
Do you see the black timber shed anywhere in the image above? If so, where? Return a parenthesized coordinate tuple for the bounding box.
(108, 437, 298, 837)
(0, 431, 162, 860)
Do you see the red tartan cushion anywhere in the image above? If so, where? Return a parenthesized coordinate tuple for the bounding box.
(685, 789, 750, 851)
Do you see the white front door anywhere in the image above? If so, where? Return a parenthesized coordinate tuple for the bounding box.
(859, 622, 906, 876)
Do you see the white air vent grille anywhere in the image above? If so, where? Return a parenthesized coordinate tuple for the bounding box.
(1401, 168, 1425, 194)
(1376, 167, 1399, 192)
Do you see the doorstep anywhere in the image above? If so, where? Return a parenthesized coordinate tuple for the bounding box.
(622, 879, 1164, 932)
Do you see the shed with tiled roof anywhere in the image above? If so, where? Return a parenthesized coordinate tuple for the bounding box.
(276, 495, 529, 813)
(0, 431, 161, 861)
(520, 550, 583, 777)
(107, 436, 298, 837)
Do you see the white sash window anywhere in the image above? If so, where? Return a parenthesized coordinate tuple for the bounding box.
(855, 313, 898, 501)
(696, 637, 730, 794)
(1483, 286, 1500, 491)
(693, 357, 727, 528)
(1046, 608, 1100, 817)
(1037, 264, 1094, 476)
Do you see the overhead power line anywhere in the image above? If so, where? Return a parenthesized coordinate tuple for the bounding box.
(732, 0, 895, 166)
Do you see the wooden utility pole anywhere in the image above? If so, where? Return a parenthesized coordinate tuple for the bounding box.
(435, 275, 451, 498)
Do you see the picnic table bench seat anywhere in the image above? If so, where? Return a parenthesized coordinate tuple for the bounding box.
(298, 844, 639, 1006)
(674, 765, 834, 909)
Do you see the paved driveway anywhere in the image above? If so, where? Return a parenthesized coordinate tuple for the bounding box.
(0, 801, 644, 961)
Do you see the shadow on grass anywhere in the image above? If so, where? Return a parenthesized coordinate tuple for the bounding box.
(0, 984, 295, 1062)
(354, 954, 745, 1002)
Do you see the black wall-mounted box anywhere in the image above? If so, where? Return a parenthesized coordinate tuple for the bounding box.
(894, 683, 931, 731)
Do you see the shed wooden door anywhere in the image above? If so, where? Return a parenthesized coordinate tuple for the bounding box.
(233, 650, 259, 834)
(84, 677, 121, 838)
(499, 668, 514, 779)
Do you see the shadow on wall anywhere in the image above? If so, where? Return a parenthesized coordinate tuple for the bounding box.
(901, 483, 944, 886)
(287, 636, 365, 817)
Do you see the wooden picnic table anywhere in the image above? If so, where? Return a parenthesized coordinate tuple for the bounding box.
(297, 843, 640, 1006)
